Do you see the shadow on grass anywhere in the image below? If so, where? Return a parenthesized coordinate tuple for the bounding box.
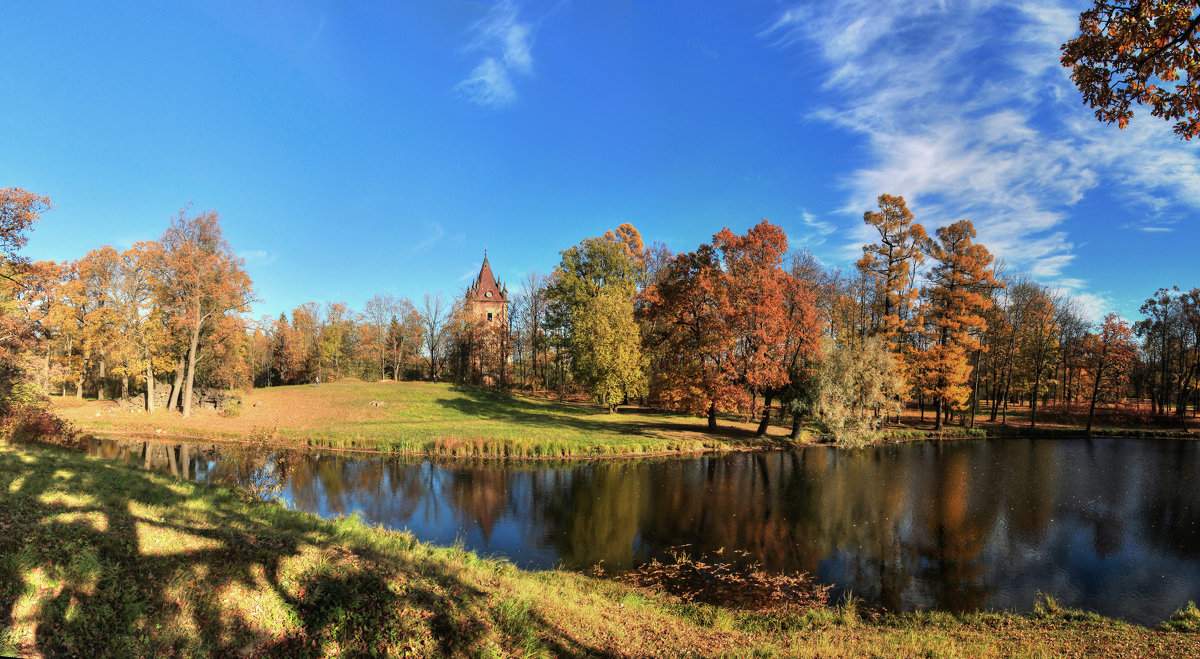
(434, 385, 771, 447)
(0, 442, 607, 657)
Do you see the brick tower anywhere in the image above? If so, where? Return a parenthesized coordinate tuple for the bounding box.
(466, 250, 508, 324)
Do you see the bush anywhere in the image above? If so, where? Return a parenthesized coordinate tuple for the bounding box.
(220, 399, 243, 418)
(1163, 601, 1200, 633)
(1, 403, 86, 450)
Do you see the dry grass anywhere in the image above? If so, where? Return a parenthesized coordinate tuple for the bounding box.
(52, 381, 806, 458)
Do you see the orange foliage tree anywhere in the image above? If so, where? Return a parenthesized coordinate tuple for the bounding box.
(1084, 312, 1137, 433)
(640, 244, 738, 429)
(153, 207, 254, 417)
(916, 220, 1000, 430)
(642, 221, 804, 431)
(856, 194, 926, 349)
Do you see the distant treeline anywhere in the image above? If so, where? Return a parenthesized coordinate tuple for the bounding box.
(2, 187, 1197, 439)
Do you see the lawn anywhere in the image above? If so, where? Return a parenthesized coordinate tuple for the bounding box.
(3, 439, 1197, 658)
(52, 381, 797, 458)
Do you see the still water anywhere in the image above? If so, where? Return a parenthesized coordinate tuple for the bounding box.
(87, 436, 1200, 625)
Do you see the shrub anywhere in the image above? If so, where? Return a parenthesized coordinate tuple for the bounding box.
(220, 399, 243, 418)
(1163, 601, 1200, 633)
(1, 403, 87, 450)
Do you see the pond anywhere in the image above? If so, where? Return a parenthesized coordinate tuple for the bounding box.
(86, 436, 1200, 625)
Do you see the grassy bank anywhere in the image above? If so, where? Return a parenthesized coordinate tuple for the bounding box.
(3, 440, 1198, 657)
(53, 381, 798, 458)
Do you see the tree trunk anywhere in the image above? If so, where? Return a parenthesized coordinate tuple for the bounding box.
(707, 402, 717, 431)
(167, 354, 185, 413)
(121, 375, 129, 399)
(790, 413, 803, 440)
(1031, 368, 1042, 429)
(182, 313, 203, 418)
(755, 407, 770, 437)
(76, 345, 88, 398)
(145, 349, 155, 412)
(1086, 363, 1104, 434)
(97, 356, 107, 400)
(43, 344, 51, 392)
(970, 348, 982, 430)
(934, 396, 943, 431)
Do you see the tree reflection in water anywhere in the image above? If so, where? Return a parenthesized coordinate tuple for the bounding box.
(85, 436, 1200, 625)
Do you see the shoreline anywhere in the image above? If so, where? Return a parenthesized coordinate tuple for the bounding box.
(80, 424, 1199, 462)
(4, 438, 1198, 657)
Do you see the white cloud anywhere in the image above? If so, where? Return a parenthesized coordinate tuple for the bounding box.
(763, 0, 1200, 292)
(457, 2, 534, 108)
(795, 208, 837, 248)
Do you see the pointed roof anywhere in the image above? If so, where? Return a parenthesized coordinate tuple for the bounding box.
(470, 250, 506, 302)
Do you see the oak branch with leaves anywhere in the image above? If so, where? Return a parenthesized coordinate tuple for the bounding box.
(1062, 0, 1200, 139)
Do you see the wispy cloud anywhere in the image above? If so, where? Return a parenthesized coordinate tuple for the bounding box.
(762, 0, 1200, 291)
(410, 221, 445, 255)
(239, 249, 278, 267)
(457, 1, 534, 108)
(794, 208, 837, 248)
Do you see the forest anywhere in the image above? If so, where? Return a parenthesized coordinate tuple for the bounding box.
(2, 186, 1198, 444)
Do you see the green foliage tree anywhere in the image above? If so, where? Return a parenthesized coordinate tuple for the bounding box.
(572, 289, 648, 412)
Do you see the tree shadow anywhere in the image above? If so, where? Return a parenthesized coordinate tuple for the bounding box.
(433, 385, 766, 447)
(0, 441, 611, 657)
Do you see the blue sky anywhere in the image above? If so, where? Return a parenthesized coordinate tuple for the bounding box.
(3, 0, 1197, 321)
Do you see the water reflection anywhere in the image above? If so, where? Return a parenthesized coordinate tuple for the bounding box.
(86, 436, 1200, 625)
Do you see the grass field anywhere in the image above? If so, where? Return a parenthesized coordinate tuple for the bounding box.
(52, 381, 800, 458)
(4, 439, 1197, 658)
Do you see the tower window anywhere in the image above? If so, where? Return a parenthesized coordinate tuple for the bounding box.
(487, 312, 493, 322)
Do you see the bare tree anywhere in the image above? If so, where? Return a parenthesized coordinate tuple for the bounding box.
(363, 293, 398, 380)
(421, 291, 447, 380)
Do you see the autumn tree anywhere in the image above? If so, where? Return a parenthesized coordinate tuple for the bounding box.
(1135, 286, 1179, 414)
(916, 220, 1000, 430)
(857, 194, 927, 348)
(813, 336, 905, 445)
(548, 226, 649, 400)
(1085, 313, 1138, 433)
(0, 187, 51, 279)
(112, 243, 159, 403)
(714, 220, 796, 432)
(0, 188, 51, 400)
(1061, 0, 1200, 139)
(778, 269, 826, 438)
(386, 298, 421, 380)
(1020, 289, 1061, 428)
(640, 244, 738, 429)
(154, 207, 253, 417)
(572, 288, 647, 412)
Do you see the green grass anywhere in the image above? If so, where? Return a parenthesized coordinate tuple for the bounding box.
(3, 439, 1198, 657)
(56, 380, 805, 458)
